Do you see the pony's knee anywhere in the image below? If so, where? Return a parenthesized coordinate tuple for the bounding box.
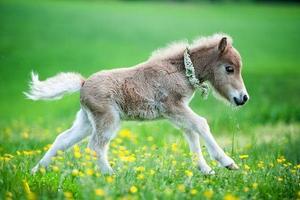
(196, 117, 210, 133)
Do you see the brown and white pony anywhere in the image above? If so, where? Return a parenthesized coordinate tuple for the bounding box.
(25, 33, 249, 175)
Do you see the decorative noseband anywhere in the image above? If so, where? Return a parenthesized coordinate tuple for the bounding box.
(183, 48, 209, 98)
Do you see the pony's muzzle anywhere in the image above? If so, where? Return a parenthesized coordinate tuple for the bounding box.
(233, 92, 249, 106)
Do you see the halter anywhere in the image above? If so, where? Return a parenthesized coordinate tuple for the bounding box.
(183, 48, 209, 98)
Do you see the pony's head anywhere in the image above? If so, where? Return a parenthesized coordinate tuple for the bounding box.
(208, 37, 249, 106)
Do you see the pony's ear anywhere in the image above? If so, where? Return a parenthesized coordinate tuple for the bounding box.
(218, 37, 227, 54)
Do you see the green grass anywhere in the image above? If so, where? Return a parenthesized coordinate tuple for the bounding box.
(0, 0, 300, 199)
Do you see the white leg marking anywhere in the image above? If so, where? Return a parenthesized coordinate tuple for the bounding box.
(183, 130, 215, 174)
(166, 105, 237, 171)
(32, 109, 91, 174)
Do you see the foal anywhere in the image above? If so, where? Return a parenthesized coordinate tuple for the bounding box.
(26, 34, 249, 175)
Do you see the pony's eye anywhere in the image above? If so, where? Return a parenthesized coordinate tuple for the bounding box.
(225, 65, 234, 74)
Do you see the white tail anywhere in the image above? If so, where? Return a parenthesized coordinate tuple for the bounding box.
(24, 72, 84, 101)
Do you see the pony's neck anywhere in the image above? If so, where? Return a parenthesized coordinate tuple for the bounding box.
(188, 46, 217, 83)
(168, 46, 216, 83)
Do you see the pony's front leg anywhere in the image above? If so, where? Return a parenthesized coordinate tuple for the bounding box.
(183, 130, 215, 174)
(189, 109, 238, 169)
(167, 105, 238, 171)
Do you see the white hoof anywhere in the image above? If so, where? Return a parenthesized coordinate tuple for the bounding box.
(225, 162, 239, 170)
(199, 165, 215, 175)
(217, 155, 236, 167)
(31, 164, 40, 175)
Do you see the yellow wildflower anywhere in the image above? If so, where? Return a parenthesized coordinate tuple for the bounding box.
(22, 131, 29, 139)
(85, 148, 91, 154)
(243, 187, 249, 192)
(92, 150, 97, 157)
(252, 183, 258, 189)
(23, 180, 31, 194)
(22, 180, 36, 200)
(79, 172, 84, 177)
(95, 188, 105, 196)
(257, 161, 264, 169)
(85, 168, 94, 176)
(64, 191, 73, 199)
(73, 145, 80, 152)
(277, 177, 283, 182)
(74, 151, 81, 159)
(203, 189, 214, 199)
(277, 156, 286, 163)
(85, 155, 91, 160)
(239, 154, 249, 159)
(137, 174, 145, 180)
(72, 169, 79, 176)
(135, 166, 145, 172)
(119, 129, 133, 139)
(171, 143, 178, 152)
(177, 184, 185, 192)
(185, 170, 193, 177)
(52, 165, 59, 172)
(130, 186, 138, 193)
(106, 176, 114, 183)
(224, 194, 239, 200)
(244, 164, 250, 171)
(190, 189, 198, 195)
(149, 169, 155, 175)
(39, 167, 46, 174)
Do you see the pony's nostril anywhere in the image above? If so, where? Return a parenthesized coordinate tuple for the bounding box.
(243, 95, 248, 102)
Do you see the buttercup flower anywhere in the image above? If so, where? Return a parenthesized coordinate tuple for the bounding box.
(224, 194, 239, 200)
(190, 189, 197, 195)
(252, 183, 258, 189)
(185, 170, 193, 177)
(177, 184, 185, 192)
(239, 154, 249, 159)
(203, 189, 214, 199)
(130, 186, 138, 193)
(95, 188, 105, 196)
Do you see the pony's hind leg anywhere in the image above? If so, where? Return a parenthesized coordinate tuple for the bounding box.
(32, 109, 91, 174)
(86, 106, 120, 175)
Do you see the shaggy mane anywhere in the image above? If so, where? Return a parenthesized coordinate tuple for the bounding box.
(149, 33, 233, 61)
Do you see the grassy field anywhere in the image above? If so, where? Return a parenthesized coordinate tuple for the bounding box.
(0, 0, 300, 199)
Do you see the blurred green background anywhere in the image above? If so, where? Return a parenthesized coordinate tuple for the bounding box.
(1, 0, 299, 132)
